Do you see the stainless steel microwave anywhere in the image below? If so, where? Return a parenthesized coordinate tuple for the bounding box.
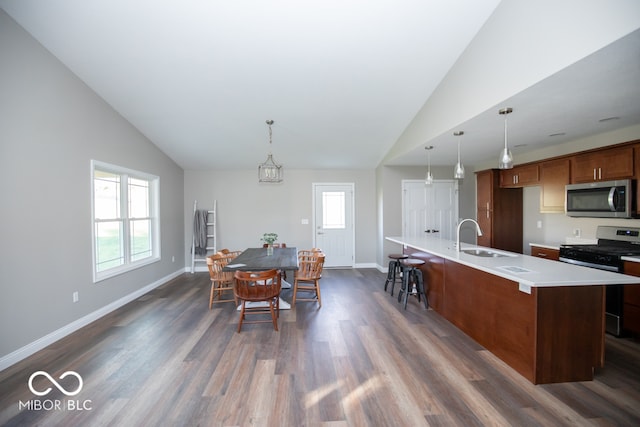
(566, 179, 635, 218)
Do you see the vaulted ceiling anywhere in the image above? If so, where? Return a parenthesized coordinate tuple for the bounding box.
(2, 1, 639, 170)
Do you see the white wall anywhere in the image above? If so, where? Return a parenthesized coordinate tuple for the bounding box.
(0, 10, 185, 366)
(183, 169, 377, 268)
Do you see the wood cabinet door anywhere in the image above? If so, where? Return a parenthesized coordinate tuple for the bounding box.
(476, 169, 492, 210)
(601, 146, 634, 180)
(500, 169, 518, 187)
(623, 261, 640, 334)
(540, 158, 570, 213)
(516, 164, 540, 186)
(571, 153, 599, 182)
(636, 144, 640, 216)
(571, 146, 634, 182)
(475, 170, 494, 247)
(500, 164, 539, 187)
(476, 207, 492, 247)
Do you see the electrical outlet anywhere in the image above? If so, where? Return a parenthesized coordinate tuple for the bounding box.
(536, 220, 542, 229)
(72, 291, 79, 303)
(573, 228, 581, 237)
(172, 256, 175, 263)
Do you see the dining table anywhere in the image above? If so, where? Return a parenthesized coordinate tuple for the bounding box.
(223, 247, 299, 309)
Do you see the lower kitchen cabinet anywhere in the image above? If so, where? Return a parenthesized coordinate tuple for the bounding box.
(623, 261, 640, 336)
(530, 245, 560, 261)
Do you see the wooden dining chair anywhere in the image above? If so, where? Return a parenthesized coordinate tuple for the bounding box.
(233, 269, 282, 332)
(218, 248, 242, 259)
(298, 248, 323, 261)
(206, 253, 237, 309)
(292, 253, 325, 308)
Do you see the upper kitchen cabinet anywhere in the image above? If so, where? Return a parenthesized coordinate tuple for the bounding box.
(570, 146, 634, 183)
(636, 144, 640, 216)
(499, 163, 539, 188)
(476, 169, 523, 253)
(540, 158, 571, 213)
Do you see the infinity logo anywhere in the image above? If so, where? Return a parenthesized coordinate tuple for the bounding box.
(28, 371, 83, 397)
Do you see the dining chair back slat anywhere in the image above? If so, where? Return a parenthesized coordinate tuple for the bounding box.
(207, 253, 237, 308)
(292, 253, 325, 308)
(234, 269, 282, 332)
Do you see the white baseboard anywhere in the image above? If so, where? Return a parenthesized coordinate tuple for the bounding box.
(0, 269, 184, 372)
(354, 262, 378, 269)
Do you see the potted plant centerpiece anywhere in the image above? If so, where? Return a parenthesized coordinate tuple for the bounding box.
(261, 233, 278, 255)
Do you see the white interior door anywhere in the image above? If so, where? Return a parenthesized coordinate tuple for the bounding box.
(403, 180, 458, 241)
(313, 183, 354, 267)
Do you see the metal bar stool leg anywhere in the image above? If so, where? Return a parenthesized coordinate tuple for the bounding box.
(397, 258, 427, 310)
(384, 260, 396, 292)
(385, 254, 407, 296)
(390, 260, 403, 296)
(414, 269, 428, 309)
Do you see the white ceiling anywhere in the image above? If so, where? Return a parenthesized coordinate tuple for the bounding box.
(2, 1, 640, 170)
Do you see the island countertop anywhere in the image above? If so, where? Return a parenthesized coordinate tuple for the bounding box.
(386, 236, 640, 288)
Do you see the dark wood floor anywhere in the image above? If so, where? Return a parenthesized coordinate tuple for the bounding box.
(1, 269, 639, 426)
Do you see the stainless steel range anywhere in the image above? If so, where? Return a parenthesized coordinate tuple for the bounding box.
(559, 225, 640, 336)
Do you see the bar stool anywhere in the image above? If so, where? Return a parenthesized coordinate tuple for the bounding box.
(384, 253, 408, 296)
(397, 258, 428, 310)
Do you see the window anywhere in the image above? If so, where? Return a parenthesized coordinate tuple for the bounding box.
(91, 160, 160, 282)
(322, 191, 346, 229)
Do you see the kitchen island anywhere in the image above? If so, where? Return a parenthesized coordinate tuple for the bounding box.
(386, 236, 640, 384)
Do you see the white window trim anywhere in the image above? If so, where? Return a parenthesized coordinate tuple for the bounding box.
(91, 160, 161, 282)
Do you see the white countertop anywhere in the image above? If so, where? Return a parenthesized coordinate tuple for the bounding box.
(386, 236, 640, 288)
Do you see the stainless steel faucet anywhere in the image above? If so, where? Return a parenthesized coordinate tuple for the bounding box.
(456, 218, 483, 252)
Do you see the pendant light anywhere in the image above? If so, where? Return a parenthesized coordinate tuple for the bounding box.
(258, 119, 283, 182)
(498, 107, 514, 169)
(424, 146, 434, 185)
(453, 131, 465, 179)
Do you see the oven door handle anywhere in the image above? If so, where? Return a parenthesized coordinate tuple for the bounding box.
(559, 256, 620, 272)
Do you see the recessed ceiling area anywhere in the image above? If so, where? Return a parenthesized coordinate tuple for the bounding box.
(387, 28, 640, 167)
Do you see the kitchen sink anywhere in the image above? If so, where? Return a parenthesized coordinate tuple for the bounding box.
(461, 248, 514, 258)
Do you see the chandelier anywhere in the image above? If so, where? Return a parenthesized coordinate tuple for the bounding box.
(258, 120, 283, 183)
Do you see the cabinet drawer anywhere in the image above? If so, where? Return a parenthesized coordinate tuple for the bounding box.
(531, 246, 559, 261)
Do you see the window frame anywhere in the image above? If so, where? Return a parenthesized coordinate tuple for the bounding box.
(91, 160, 160, 282)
